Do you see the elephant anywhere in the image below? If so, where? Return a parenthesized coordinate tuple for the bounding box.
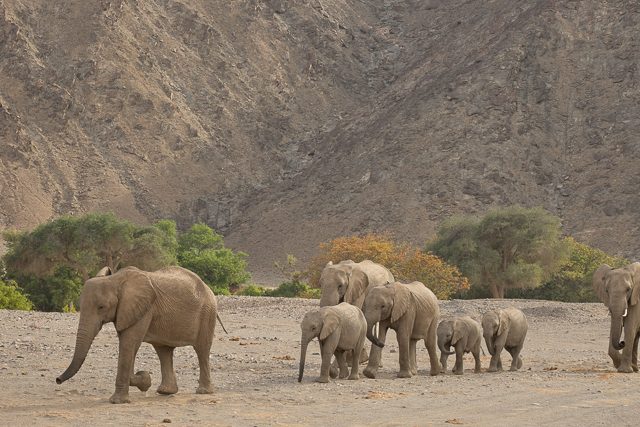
(437, 316, 482, 375)
(362, 281, 440, 378)
(56, 266, 221, 404)
(593, 262, 640, 373)
(298, 302, 367, 383)
(318, 259, 394, 373)
(319, 260, 395, 309)
(481, 307, 528, 372)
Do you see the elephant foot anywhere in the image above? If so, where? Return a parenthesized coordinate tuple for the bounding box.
(196, 385, 214, 394)
(487, 366, 498, 373)
(617, 365, 634, 373)
(109, 392, 131, 404)
(157, 384, 178, 395)
(363, 366, 377, 379)
(453, 369, 463, 375)
(329, 365, 339, 379)
(315, 376, 330, 383)
(632, 364, 638, 372)
(429, 368, 439, 376)
(509, 367, 519, 371)
(348, 373, 360, 380)
(474, 368, 481, 374)
(133, 371, 152, 392)
(397, 370, 412, 378)
(338, 372, 349, 379)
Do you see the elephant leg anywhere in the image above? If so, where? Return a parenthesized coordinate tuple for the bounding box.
(111, 315, 151, 404)
(631, 331, 640, 372)
(364, 325, 388, 379)
(453, 343, 464, 375)
(472, 345, 481, 373)
(608, 343, 622, 369)
(318, 338, 338, 383)
(440, 352, 449, 374)
(488, 336, 505, 373)
(618, 337, 635, 373)
(128, 341, 151, 392)
(153, 345, 178, 395)
(336, 350, 349, 379)
(409, 340, 418, 375)
(426, 320, 440, 376)
(349, 338, 364, 380)
(194, 343, 214, 394)
(507, 346, 522, 371)
(397, 324, 413, 378)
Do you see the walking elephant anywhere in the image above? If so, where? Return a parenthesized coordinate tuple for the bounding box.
(437, 316, 482, 375)
(362, 281, 440, 378)
(593, 262, 640, 372)
(318, 260, 395, 308)
(482, 307, 527, 372)
(56, 266, 221, 403)
(298, 302, 367, 383)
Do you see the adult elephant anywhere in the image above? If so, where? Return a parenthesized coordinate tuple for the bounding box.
(319, 260, 395, 308)
(362, 281, 440, 378)
(593, 262, 640, 373)
(56, 266, 222, 403)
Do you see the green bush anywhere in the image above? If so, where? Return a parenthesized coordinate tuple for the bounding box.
(13, 267, 83, 312)
(236, 281, 321, 299)
(0, 280, 33, 310)
(237, 284, 268, 296)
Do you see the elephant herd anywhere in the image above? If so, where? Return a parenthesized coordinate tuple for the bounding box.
(298, 260, 528, 382)
(54, 260, 640, 403)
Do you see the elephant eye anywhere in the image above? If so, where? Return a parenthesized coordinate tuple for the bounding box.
(98, 304, 105, 310)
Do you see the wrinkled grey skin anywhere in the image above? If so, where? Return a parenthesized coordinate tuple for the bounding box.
(298, 303, 367, 383)
(593, 262, 640, 372)
(362, 281, 440, 379)
(437, 316, 482, 375)
(482, 307, 528, 372)
(56, 266, 219, 404)
(318, 260, 394, 375)
(319, 260, 395, 308)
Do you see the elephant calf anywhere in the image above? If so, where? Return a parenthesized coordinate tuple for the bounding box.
(298, 302, 367, 383)
(482, 307, 528, 372)
(437, 316, 482, 375)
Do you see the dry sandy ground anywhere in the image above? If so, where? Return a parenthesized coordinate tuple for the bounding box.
(1, 297, 639, 426)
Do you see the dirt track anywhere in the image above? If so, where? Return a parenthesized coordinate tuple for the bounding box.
(1, 297, 638, 426)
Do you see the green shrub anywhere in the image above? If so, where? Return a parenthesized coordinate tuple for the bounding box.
(237, 284, 267, 296)
(0, 280, 33, 310)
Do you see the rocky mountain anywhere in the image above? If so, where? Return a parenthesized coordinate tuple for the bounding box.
(1, 0, 638, 282)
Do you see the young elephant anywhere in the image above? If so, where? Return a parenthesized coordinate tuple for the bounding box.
(482, 307, 528, 372)
(437, 316, 482, 375)
(298, 302, 367, 383)
(362, 281, 440, 378)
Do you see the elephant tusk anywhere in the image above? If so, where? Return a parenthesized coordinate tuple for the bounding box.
(623, 308, 628, 318)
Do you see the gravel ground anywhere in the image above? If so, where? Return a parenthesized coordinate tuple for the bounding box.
(1, 297, 639, 426)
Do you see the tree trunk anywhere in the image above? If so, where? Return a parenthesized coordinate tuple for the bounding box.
(488, 282, 501, 299)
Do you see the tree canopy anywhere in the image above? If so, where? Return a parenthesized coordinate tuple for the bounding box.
(308, 233, 469, 300)
(428, 206, 569, 298)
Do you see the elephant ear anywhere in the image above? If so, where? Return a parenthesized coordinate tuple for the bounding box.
(96, 266, 113, 277)
(344, 269, 369, 305)
(628, 262, 640, 306)
(391, 284, 411, 324)
(451, 320, 463, 345)
(319, 312, 340, 341)
(497, 310, 509, 336)
(115, 270, 156, 332)
(592, 264, 612, 305)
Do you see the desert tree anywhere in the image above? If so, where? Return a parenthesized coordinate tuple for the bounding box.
(428, 206, 569, 299)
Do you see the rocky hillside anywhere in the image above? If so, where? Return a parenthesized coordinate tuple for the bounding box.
(1, 0, 639, 281)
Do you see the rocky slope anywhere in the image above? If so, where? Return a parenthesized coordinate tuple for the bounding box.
(1, 0, 638, 280)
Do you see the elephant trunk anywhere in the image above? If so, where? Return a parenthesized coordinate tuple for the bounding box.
(56, 317, 101, 384)
(298, 339, 309, 382)
(366, 321, 384, 348)
(484, 336, 495, 356)
(319, 291, 338, 307)
(438, 339, 455, 356)
(610, 313, 625, 351)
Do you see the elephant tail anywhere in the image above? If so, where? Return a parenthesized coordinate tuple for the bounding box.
(216, 313, 229, 334)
